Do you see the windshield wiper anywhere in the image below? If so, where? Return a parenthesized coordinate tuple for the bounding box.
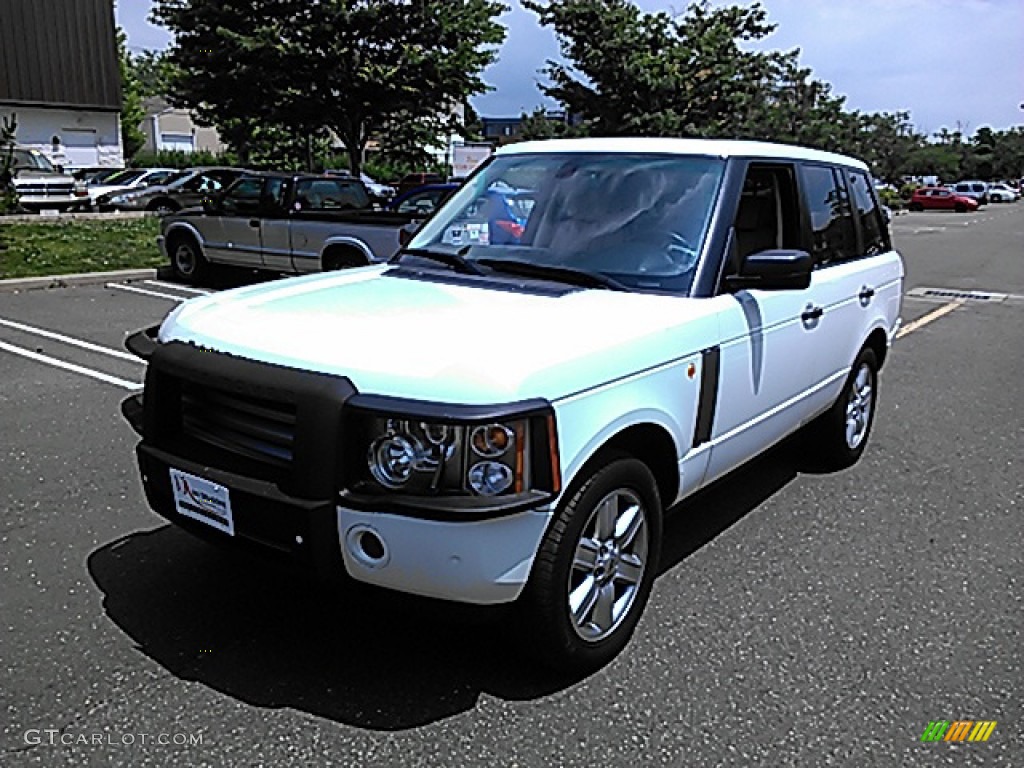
(393, 247, 484, 276)
(476, 258, 628, 291)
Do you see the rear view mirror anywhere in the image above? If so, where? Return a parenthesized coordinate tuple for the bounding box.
(726, 248, 813, 291)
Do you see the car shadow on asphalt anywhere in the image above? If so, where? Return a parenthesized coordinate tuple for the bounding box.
(88, 438, 812, 731)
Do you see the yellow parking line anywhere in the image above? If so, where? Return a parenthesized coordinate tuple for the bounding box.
(896, 301, 962, 339)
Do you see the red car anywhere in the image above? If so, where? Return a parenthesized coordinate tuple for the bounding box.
(908, 187, 979, 212)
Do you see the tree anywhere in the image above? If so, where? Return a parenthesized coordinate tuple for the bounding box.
(151, 0, 506, 175)
(117, 29, 146, 161)
(130, 50, 176, 99)
(524, 0, 784, 137)
(0, 113, 17, 216)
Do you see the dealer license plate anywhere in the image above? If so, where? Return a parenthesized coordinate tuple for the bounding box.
(169, 468, 235, 536)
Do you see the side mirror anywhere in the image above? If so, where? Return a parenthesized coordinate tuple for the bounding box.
(202, 195, 221, 214)
(726, 248, 813, 291)
(398, 221, 420, 247)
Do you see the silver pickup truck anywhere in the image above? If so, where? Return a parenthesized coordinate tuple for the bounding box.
(158, 172, 419, 283)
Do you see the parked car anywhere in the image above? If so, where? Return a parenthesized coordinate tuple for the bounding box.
(72, 167, 123, 184)
(87, 168, 177, 210)
(8, 147, 89, 212)
(395, 171, 445, 196)
(157, 172, 425, 282)
(123, 138, 903, 670)
(387, 183, 459, 215)
(907, 187, 979, 212)
(986, 183, 1019, 203)
(951, 180, 989, 205)
(101, 167, 246, 214)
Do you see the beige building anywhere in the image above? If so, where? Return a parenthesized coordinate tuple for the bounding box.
(141, 97, 224, 155)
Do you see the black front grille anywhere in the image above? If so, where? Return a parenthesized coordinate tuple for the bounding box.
(179, 382, 297, 469)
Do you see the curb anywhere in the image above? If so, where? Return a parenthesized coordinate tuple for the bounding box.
(0, 212, 155, 223)
(0, 268, 159, 293)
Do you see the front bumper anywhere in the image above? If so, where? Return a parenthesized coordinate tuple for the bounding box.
(338, 505, 550, 604)
(156, 235, 168, 259)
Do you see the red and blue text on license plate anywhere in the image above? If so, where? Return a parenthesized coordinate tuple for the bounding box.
(169, 468, 235, 536)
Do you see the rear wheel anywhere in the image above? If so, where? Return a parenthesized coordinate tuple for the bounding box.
(807, 347, 878, 469)
(520, 456, 661, 671)
(169, 235, 208, 284)
(908, 202, 923, 212)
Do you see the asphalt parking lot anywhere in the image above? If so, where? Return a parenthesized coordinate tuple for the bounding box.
(1, 205, 1021, 766)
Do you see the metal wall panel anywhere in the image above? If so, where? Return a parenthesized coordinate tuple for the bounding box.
(0, 0, 122, 111)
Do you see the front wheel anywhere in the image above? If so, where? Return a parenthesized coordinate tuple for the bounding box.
(520, 456, 661, 671)
(807, 347, 878, 469)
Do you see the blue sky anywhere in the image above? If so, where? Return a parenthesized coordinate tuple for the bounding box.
(116, 0, 1024, 135)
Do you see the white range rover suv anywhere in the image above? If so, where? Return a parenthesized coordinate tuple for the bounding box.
(123, 138, 903, 670)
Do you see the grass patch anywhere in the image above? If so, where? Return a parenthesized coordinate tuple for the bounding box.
(0, 217, 163, 279)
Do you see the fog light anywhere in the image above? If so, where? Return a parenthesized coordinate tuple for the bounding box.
(468, 461, 513, 495)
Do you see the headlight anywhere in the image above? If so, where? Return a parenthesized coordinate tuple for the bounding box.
(344, 402, 560, 510)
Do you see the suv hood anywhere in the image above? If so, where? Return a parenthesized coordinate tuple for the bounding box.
(13, 170, 71, 183)
(158, 266, 716, 404)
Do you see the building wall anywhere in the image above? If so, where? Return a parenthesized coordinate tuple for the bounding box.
(1, 105, 123, 169)
(141, 103, 225, 155)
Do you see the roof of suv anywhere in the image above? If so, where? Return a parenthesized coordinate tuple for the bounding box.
(498, 137, 868, 170)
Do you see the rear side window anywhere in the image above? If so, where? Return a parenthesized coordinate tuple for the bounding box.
(294, 179, 370, 211)
(801, 165, 857, 266)
(847, 170, 889, 255)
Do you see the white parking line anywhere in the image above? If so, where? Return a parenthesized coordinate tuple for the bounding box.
(0, 317, 141, 363)
(105, 283, 186, 301)
(0, 340, 141, 390)
(896, 301, 962, 339)
(143, 280, 211, 295)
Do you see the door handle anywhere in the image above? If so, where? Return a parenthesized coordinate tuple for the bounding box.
(859, 286, 875, 304)
(801, 305, 823, 322)
(248, 219, 260, 228)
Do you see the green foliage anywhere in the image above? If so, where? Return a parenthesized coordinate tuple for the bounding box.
(131, 148, 237, 169)
(524, 0, 782, 137)
(0, 218, 161, 279)
(117, 29, 147, 161)
(151, 0, 506, 176)
(877, 187, 903, 210)
(519, 108, 573, 141)
(130, 50, 176, 99)
(0, 112, 17, 216)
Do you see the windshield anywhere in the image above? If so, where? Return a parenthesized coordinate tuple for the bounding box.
(407, 153, 725, 293)
(101, 169, 145, 185)
(163, 171, 193, 188)
(12, 149, 57, 173)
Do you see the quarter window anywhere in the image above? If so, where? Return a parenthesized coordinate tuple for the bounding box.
(802, 165, 856, 266)
(847, 170, 888, 255)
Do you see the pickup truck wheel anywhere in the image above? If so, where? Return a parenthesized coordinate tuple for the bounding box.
(809, 347, 878, 469)
(521, 456, 661, 671)
(170, 236, 208, 284)
(322, 248, 366, 271)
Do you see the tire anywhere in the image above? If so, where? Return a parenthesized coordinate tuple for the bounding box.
(149, 199, 179, 216)
(908, 202, 923, 212)
(807, 347, 878, 469)
(954, 203, 967, 213)
(520, 455, 662, 671)
(322, 247, 367, 271)
(169, 235, 209, 284)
